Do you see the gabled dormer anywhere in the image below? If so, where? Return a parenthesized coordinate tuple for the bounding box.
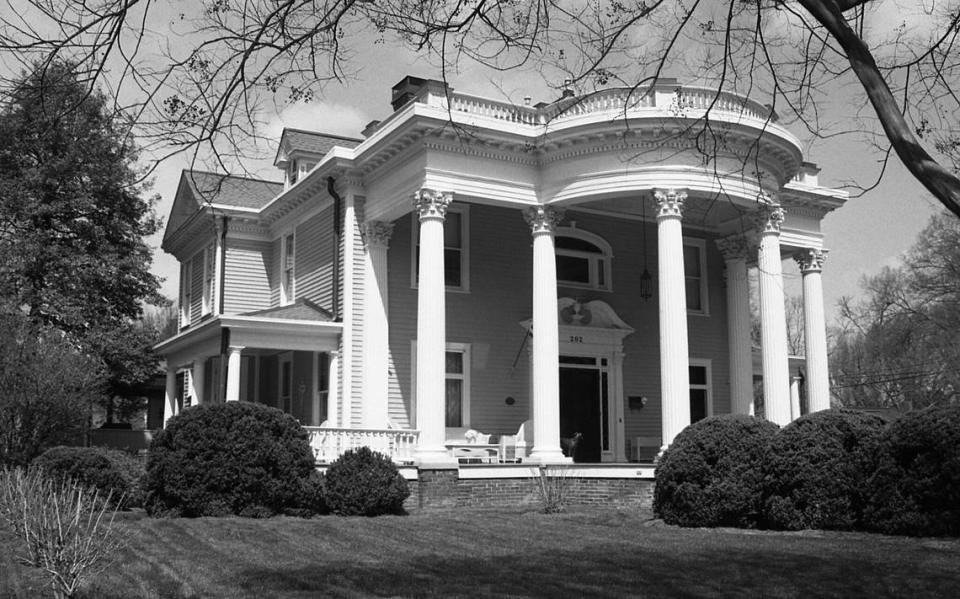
(162, 171, 284, 330)
(273, 128, 363, 189)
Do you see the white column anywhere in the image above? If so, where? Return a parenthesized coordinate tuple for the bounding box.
(163, 366, 178, 427)
(790, 374, 803, 421)
(413, 188, 456, 465)
(795, 248, 831, 413)
(327, 350, 340, 427)
(225, 345, 244, 402)
(655, 189, 691, 452)
(525, 206, 567, 464)
(362, 221, 394, 429)
(191, 359, 206, 405)
(756, 202, 792, 426)
(717, 235, 754, 415)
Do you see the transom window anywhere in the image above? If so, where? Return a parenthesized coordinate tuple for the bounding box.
(555, 227, 613, 291)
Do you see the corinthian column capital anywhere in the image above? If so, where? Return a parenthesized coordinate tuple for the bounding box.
(654, 189, 687, 219)
(524, 206, 565, 235)
(413, 188, 453, 220)
(715, 235, 750, 262)
(794, 248, 828, 273)
(362, 221, 395, 249)
(756, 203, 786, 235)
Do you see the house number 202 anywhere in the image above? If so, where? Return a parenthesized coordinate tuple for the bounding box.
(569, 335, 584, 343)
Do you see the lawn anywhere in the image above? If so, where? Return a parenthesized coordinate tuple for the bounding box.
(2, 507, 958, 598)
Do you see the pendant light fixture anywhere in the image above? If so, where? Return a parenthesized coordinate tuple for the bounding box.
(640, 196, 653, 300)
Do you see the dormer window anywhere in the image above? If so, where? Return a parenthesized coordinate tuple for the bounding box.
(555, 227, 613, 291)
(290, 159, 299, 185)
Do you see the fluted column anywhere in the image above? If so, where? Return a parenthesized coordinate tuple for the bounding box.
(163, 366, 178, 427)
(525, 205, 568, 464)
(790, 374, 803, 421)
(655, 189, 691, 451)
(225, 345, 244, 402)
(756, 202, 791, 425)
(795, 248, 831, 413)
(717, 235, 754, 415)
(413, 189, 456, 465)
(362, 221, 395, 429)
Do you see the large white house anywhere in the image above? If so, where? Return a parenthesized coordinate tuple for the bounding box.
(156, 76, 845, 470)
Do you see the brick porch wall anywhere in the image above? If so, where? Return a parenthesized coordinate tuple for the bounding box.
(405, 468, 655, 511)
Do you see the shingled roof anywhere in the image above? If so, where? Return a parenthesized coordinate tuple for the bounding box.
(182, 171, 284, 210)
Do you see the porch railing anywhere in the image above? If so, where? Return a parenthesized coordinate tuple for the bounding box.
(303, 426, 420, 464)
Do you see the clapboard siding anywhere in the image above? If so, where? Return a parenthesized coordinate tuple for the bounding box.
(294, 207, 335, 312)
(223, 239, 272, 315)
(388, 203, 731, 450)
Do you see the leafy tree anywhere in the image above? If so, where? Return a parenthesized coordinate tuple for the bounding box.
(0, 61, 164, 424)
(832, 212, 960, 409)
(1, 2, 959, 215)
(0, 310, 104, 466)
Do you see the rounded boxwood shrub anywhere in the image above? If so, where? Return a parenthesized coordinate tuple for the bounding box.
(761, 409, 887, 531)
(864, 405, 960, 537)
(32, 445, 145, 509)
(143, 402, 317, 517)
(323, 447, 409, 516)
(654, 414, 779, 528)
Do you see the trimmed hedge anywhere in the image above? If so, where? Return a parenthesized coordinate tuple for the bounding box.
(143, 402, 318, 517)
(864, 405, 960, 537)
(32, 446, 145, 509)
(654, 415, 779, 527)
(324, 447, 409, 516)
(761, 409, 887, 531)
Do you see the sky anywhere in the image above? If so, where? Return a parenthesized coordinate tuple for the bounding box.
(141, 4, 942, 327)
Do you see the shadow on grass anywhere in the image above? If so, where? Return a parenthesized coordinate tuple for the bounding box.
(79, 535, 960, 599)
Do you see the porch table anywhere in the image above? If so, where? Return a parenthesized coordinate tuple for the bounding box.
(447, 443, 501, 464)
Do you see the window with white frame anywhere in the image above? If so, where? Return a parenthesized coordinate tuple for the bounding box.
(281, 232, 295, 304)
(555, 227, 613, 291)
(202, 245, 214, 316)
(412, 205, 469, 291)
(683, 238, 708, 314)
(180, 259, 192, 328)
(689, 360, 712, 423)
(411, 342, 471, 428)
(445, 346, 471, 427)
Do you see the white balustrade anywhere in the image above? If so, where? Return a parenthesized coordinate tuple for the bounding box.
(303, 427, 420, 464)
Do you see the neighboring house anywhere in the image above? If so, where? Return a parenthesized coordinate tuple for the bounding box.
(156, 75, 845, 468)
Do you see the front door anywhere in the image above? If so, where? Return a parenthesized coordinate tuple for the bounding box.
(559, 356, 609, 463)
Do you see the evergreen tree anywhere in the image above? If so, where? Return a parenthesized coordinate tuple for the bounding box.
(0, 61, 164, 425)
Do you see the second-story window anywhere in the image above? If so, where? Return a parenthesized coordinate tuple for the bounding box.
(412, 205, 470, 292)
(180, 260, 192, 328)
(281, 233, 295, 304)
(683, 238, 707, 314)
(201, 245, 214, 316)
(555, 227, 613, 291)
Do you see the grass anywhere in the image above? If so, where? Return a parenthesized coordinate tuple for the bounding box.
(2, 507, 959, 598)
